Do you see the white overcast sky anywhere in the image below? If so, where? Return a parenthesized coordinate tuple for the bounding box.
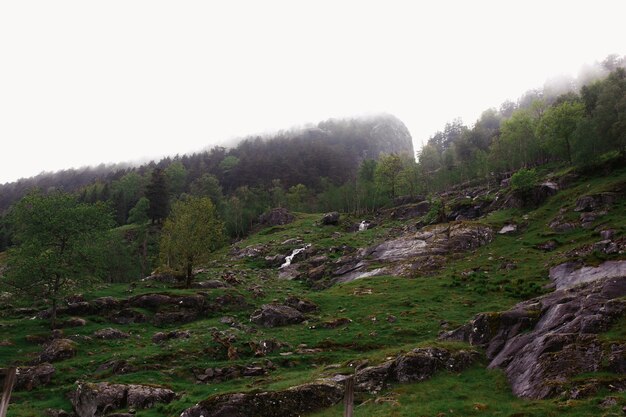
(0, 0, 624, 184)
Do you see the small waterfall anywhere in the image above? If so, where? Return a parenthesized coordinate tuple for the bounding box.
(280, 245, 310, 269)
(358, 221, 369, 231)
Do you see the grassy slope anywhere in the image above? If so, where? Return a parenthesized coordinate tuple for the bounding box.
(1, 165, 625, 416)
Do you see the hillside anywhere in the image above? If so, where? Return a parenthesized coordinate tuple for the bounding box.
(1, 158, 625, 416)
(0, 113, 413, 214)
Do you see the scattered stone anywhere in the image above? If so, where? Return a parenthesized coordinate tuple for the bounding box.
(196, 362, 274, 383)
(387, 315, 397, 323)
(153, 311, 198, 327)
(536, 240, 558, 252)
(96, 359, 136, 375)
(62, 317, 87, 328)
(600, 229, 615, 240)
(193, 280, 228, 289)
(141, 272, 180, 284)
(152, 330, 191, 343)
(72, 382, 176, 417)
(38, 338, 77, 363)
(355, 347, 479, 394)
(93, 328, 130, 340)
(593, 240, 619, 254)
(549, 220, 576, 232)
(278, 264, 302, 281)
(249, 339, 286, 357)
(0, 339, 14, 346)
(179, 380, 343, 417)
(600, 396, 618, 408)
(250, 304, 305, 327)
(284, 296, 318, 313)
(109, 309, 147, 325)
(498, 224, 517, 234)
(258, 207, 295, 226)
(264, 254, 287, 267)
(321, 318, 352, 328)
(574, 193, 616, 212)
(321, 212, 340, 225)
(44, 409, 71, 417)
(15, 363, 55, 391)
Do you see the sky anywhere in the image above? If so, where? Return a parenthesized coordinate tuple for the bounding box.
(0, 0, 624, 184)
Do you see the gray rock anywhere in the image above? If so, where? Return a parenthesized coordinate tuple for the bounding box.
(284, 296, 318, 313)
(320, 212, 340, 225)
(93, 328, 130, 340)
(72, 382, 176, 417)
(498, 224, 517, 234)
(575, 193, 616, 212)
(258, 208, 295, 226)
(549, 260, 626, 290)
(179, 381, 343, 417)
(441, 274, 626, 399)
(152, 330, 191, 343)
(15, 363, 55, 391)
(38, 338, 77, 363)
(250, 304, 305, 327)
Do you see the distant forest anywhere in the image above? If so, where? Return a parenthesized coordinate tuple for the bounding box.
(0, 54, 625, 251)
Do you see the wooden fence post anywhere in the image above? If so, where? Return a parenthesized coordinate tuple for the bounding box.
(343, 375, 354, 417)
(0, 367, 17, 417)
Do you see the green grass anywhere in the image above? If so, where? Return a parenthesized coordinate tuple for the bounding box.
(2, 164, 626, 416)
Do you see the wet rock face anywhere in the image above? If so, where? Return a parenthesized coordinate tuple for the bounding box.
(72, 382, 176, 417)
(549, 260, 626, 291)
(441, 272, 626, 399)
(332, 223, 493, 283)
(179, 381, 344, 417)
(250, 304, 305, 327)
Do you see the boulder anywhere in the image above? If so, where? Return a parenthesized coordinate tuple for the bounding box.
(354, 347, 478, 394)
(320, 212, 340, 225)
(440, 274, 626, 399)
(62, 317, 87, 328)
(259, 208, 295, 226)
(93, 328, 130, 340)
(179, 381, 343, 417)
(152, 330, 191, 343)
(72, 382, 176, 417)
(575, 192, 616, 212)
(38, 338, 77, 363)
(498, 224, 517, 234)
(193, 280, 229, 289)
(15, 363, 55, 391)
(250, 304, 305, 327)
(108, 309, 147, 325)
(284, 296, 318, 313)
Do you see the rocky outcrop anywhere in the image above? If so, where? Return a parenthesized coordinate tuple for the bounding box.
(72, 382, 176, 417)
(283, 296, 318, 313)
(332, 223, 493, 283)
(15, 363, 55, 390)
(355, 347, 479, 393)
(441, 271, 626, 399)
(321, 212, 340, 225)
(38, 338, 77, 363)
(92, 328, 130, 340)
(549, 260, 626, 290)
(259, 208, 295, 226)
(179, 380, 344, 417)
(250, 304, 305, 327)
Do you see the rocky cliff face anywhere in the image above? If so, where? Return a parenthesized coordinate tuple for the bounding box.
(441, 268, 626, 399)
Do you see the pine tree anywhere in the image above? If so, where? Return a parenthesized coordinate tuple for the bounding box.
(146, 168, 169, 224)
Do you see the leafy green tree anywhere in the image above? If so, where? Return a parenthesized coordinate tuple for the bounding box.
(160, 197, 225, 287)
(2, 191, 113, 328)
(375, 154, 404, 198)
(128, 196, 150, 224)
(189, 173, 224, 210)
(510, 168, 538, 194)
(146, 168, 169, 224)
(165, 160, 188, 197)
(499, 109, 541, 169)
(286, 183, 311, 212)
(536, 100, 585, 164)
